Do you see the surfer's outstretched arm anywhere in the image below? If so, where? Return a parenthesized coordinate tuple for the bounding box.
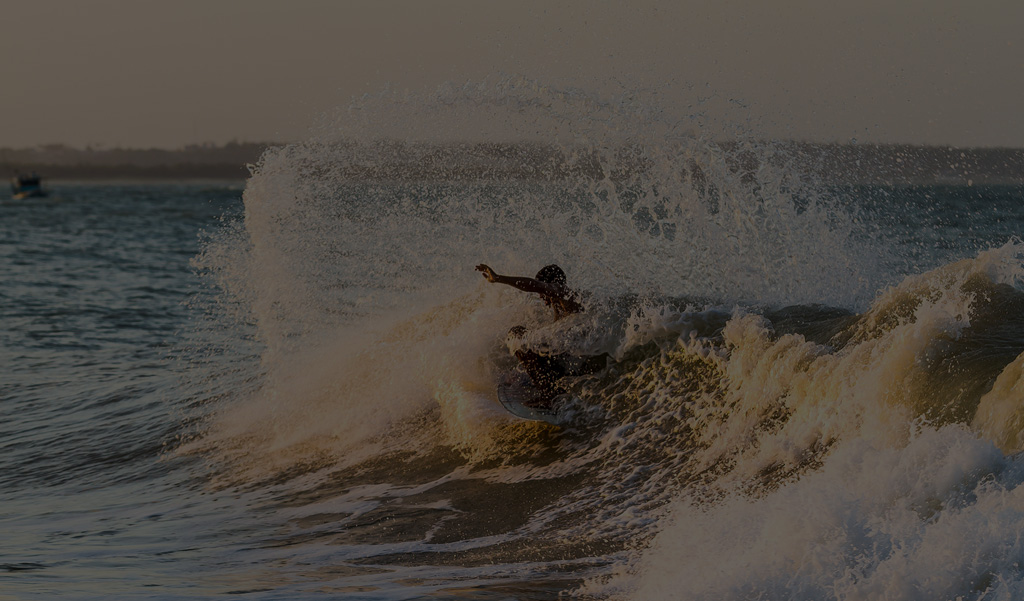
(475, 264, 555, 296)
(477, 263, 584, 319)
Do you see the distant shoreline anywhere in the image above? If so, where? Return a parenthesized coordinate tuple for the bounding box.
(3, 141, 1023, 185)
(5, 163, 254, 181)
(1, 142, 270, 182)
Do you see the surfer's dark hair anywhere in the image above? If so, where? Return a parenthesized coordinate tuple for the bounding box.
(535, 264, 566, 287)
(507, 325, 528, 339)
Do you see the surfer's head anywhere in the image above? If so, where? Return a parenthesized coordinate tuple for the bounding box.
(507, 325, 528, 340)
(535, 264, 566, 287)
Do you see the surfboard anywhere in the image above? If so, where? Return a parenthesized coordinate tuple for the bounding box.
(496, 368, 566, 424)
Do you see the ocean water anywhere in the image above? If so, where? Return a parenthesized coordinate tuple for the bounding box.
(5, 84, 1024, 600)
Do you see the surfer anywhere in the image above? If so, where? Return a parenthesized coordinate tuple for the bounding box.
(477, 263, 608, 408)
(474, 263, 583, 320)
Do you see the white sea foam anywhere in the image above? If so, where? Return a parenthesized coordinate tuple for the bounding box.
(590, 427, 1024, 601)
(581, 245, 1024, 599)
(184, 79, 1024, 599)
(194, 79, 896, 470)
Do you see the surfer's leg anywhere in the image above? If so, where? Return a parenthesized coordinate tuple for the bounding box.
(558, 352, 610, 377)
(579, 352, 610, 374)
(514, 349, 567, 404)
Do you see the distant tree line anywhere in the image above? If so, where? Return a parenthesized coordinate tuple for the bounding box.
(0, 141, 272, 180)
(2, 140, 1022, 184)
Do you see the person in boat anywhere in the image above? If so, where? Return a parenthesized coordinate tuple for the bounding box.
(476, 263, 608, 406)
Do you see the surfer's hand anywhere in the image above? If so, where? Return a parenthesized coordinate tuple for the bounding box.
(476, 264, 497, 282)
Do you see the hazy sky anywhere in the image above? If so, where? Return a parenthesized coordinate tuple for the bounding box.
(4, 0, 1022, 148)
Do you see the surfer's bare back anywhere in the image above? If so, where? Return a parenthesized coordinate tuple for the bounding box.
(475, 263, 583, 320)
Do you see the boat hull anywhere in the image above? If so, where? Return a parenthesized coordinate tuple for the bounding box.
(12, 188, 47, 200)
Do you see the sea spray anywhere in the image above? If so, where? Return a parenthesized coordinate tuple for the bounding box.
(581, 246, 1024, 599)
(974, 353, 1024, 453)
(177, 80, 1024, 599)
(191, 78, 896, 479)
(597, 426, 1023, 601)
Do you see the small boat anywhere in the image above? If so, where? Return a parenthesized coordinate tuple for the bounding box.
(11, 172, 47, 199)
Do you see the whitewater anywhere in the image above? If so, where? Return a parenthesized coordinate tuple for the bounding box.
(4, 81, 1024, 600)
